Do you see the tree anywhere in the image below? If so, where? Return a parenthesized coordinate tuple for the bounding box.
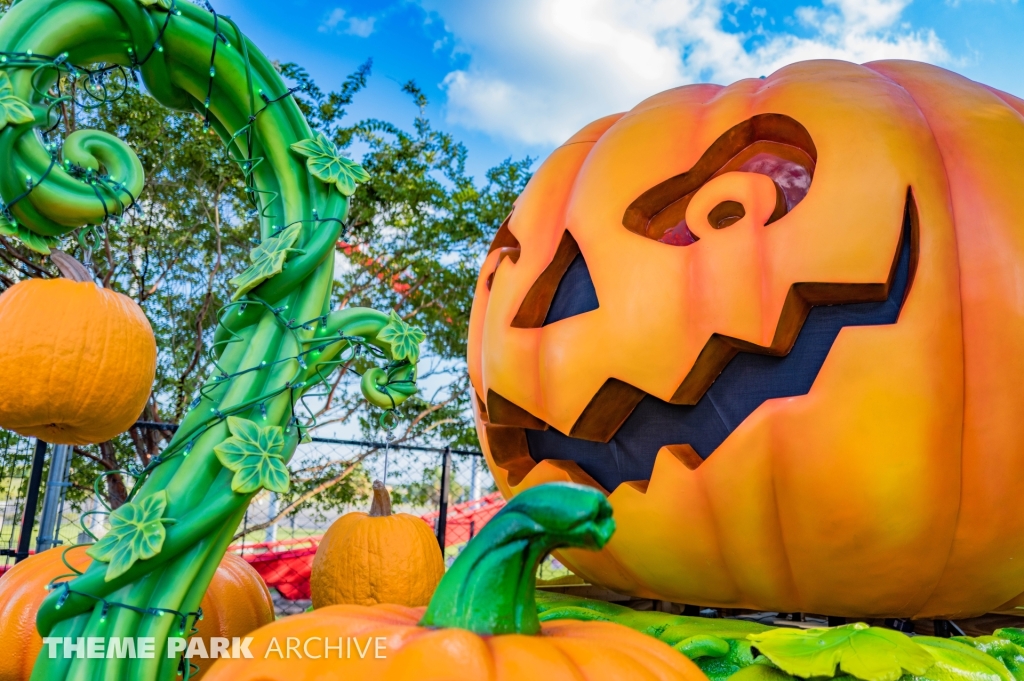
(0, 52, 530, 514)
(235, 64, 531, 532)
(282, 62, 531, 448)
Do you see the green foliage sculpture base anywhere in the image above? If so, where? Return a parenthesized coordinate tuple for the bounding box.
(0, 0, 420, 679)
(537, 593, 1024, 681)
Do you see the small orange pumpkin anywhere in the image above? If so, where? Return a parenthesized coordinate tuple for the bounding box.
(206, 483, 706, 681)
(310, 480, 444, 608)
(0, 546, 275, 681)
(0, 252, 156, 445)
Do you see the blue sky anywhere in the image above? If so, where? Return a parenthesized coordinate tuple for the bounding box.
(213, 0, 1024, 180)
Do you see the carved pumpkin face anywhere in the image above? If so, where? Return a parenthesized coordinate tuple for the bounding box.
(468, 60, 1024, 619)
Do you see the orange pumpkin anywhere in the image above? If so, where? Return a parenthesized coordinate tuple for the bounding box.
(310, 480, 444, 608)
(0, 546, 274, 681)
(468, 59, 1024, 619)
(207, 483, 706, 681)
(205, 604, 702, 680)
(0, 253, 156, 445)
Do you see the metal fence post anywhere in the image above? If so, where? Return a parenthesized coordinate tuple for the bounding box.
(15, 438, 47, 563)
(265, 492, 278, 543)
(436, 446, 451, 550)
(37, 443, 72, 552)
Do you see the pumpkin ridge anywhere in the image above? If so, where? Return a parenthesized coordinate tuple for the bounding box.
(858, 61, 979, 618)
(868, 61, 970, 585)
(78, 289, 116, 428)
(311, 482, 444, 608)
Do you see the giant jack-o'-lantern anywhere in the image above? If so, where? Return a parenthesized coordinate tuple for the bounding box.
(468, 59, 1024, 619)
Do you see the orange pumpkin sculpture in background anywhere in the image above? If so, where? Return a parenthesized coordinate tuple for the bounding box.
(468, 59, 1024, 619)
(311, 480, 445, 608)
(0, 252, 156, 445)
(0, 546, 274, 681)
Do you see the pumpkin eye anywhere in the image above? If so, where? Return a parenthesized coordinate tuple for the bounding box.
(707, 200, 746, 229)
(622, 113, 816, 245)
(511, 231, 599, 328)
(543, 251, 598, 325)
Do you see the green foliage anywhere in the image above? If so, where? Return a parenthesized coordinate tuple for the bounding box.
(910, 637, 1014, 681)
(213, 417, 292, 494)
(0, 72, 34, 131)
(228, 222, 303, 300)
(378, 309, 427, 363)
(0, 212, 58, 254)
(749, 624, 934, 681)
(973, 630, 1024, 680)
(678, 637, 765, 681)
(538, 594, 1024, 681)
(290, 133, 369, 196)
(86, 491, 172, 581)
(284, 63, 532, 452)
(536, 590, 771, 643)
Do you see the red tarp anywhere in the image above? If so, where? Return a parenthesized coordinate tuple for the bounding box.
(230, 493, 507, 601)
(421, 491, 505, 547)
(230, 537, 320, 600)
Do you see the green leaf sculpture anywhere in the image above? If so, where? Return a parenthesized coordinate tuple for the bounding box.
(0, 213, 59, 254)
(378, 310, 426, 362)
(135, 0, 172, 9)
(214, 416, 291, 494)
(0, 72, 35, 131)
(86, 491, 173, 581)
(970, 630, 1024, 681)
(913, 636, 1015, 681)
(749, 623, 935, 681)
(290, 132, 370, 196)
(228, 222, 304, 300)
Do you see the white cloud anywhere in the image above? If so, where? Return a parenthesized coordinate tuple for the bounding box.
(319, 7, 346, 32)
(347, 16, 377, 38)
(419, 0, 949, 146)
(318, 7, 377, 37)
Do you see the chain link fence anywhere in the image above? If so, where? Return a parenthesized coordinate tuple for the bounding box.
(0, 423, 570, 615)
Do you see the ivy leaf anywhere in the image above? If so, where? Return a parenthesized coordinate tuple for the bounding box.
(214, 416, 291, 494)
(378, 310, 426, 363)
(913, 637, 1015, 681)
(290, 133, 370, 196)
(228, 222, 303, 300)
(995, 629, 1024, 649)
(0, 214, 58, 255)
(0, 72, 35, 132)
(749, 623, 934, 681)
(86, 491, 172, 581)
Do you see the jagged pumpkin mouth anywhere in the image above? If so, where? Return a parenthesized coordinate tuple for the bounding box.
(480, 193, 918, 494)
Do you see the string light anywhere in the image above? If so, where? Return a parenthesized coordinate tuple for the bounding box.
(47, 581, 202, 639)
(0, 6, 418, 674)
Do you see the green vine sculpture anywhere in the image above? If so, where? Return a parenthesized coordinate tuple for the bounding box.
(0, 0, 420, 679)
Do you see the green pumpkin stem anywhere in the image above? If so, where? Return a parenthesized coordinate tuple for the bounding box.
(420, 482, 615, 636)
(369, 480, 392, 517)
